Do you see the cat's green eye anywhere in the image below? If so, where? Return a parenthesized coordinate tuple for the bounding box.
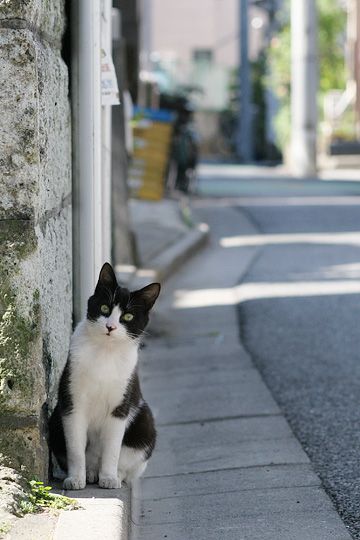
(123, 313, 134, 322)
(100, 304, 110, 315)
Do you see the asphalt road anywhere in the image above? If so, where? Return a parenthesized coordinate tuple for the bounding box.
(198, 167, 360, 538)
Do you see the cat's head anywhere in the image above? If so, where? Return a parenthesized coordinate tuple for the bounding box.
(87, 262, 160, 341)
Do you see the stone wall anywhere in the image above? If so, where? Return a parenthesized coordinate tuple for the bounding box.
(0, 0, 72, 479)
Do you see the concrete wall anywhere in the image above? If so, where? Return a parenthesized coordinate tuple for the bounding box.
(0, 0, 72, 479)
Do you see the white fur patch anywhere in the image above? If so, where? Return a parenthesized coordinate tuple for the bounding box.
(118, 446, 147, 484)
(62, 315, 141, 488)
(69, 317, 138, 426)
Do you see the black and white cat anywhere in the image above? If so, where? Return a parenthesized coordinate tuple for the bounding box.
(49, 262, 160, 490)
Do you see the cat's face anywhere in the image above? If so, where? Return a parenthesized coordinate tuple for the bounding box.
(87, 263, 160, 341)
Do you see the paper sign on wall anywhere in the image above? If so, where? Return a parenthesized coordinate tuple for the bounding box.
(101, 48, 120, 106)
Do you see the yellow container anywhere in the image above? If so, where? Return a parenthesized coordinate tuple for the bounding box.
(131, 118, 173, 200)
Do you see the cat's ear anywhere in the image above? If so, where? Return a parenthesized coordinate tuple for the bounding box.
(95, 262, 118, 293)
(133, 283, 161, 311)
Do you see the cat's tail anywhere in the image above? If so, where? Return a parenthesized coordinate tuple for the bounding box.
(48, 404, 68, 476)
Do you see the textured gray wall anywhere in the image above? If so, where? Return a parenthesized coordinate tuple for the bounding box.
(0, 0, 72, 479)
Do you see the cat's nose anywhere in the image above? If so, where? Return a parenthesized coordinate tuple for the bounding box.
(106, 324, 117, 333)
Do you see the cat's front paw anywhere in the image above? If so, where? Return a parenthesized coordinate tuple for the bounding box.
(86, 469, 99, 484)
(98, 475, 120, 489)
(63, 476, 86, 490)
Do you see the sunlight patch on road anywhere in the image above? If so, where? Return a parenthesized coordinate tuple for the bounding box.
(174, 288, 236, 308)
(173, 281, 360, 309)
(193, 196, 360, 208)
(318, 263, 360, 279)
(220, 231, 360, 248)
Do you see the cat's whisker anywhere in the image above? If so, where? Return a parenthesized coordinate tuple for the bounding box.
(140, 330, 151, 337)
(127, 332, 142, 340)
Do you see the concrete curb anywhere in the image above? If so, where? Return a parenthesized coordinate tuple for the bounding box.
(53, 491, 130, 540)
(132, 222, 209, 287)
(117, 222, 210, 290)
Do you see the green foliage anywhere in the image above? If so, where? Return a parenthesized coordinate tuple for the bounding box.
(251, 52, 283, 161)
(0, 522, 11, 537)
(273, 102, 291, 150)
(0, 291, 41, 415)
(19, 480, 79, 515)
(0, 220, 39, 415)
(268, 25, 291, 107)
(269, 0, 347, 149)
(317, 0, 347, 92)
(251, 54, 266, 159)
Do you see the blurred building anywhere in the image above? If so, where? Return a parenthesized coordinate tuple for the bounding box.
(140, 0, 276, 156)
(142, 0, 272, 110)
(144, 0, 237, 110)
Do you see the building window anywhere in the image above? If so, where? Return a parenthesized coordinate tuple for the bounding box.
(192, 49, 213, 64)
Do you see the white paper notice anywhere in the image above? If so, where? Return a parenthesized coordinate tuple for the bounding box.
(101, 48, 120, 106)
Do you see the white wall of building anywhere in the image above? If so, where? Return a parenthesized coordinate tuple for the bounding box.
(151, 0, 238, 68)
(145, 0, 269, 110)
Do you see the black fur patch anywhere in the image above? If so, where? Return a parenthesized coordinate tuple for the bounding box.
(112, 371, 141, 418)
(48, 358, 73, 473)
(48, 404, 67, 472)
(123, 402, 156, 459)
(58, 359, 73, 415)
(112, 370, 156, 459)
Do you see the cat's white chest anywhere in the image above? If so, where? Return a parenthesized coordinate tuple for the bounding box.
(69, 330, 138, 425)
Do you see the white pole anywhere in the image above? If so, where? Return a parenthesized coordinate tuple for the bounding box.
(72, 0, 103, 322)
(101, 0, 113, 266)
(291, 0, 318, 177)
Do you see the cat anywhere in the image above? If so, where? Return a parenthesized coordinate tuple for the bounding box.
(49, 262, 160, 490)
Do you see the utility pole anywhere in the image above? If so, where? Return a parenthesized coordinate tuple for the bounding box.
(101, 0, 113, 266)
(290, 0, 317, 176)
(236, 0, 253, 162)
(72, 0, 103, 322)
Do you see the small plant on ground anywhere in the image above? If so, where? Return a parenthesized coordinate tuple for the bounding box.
(0, 522, 11, 536)
(19, 480, 79, 515)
